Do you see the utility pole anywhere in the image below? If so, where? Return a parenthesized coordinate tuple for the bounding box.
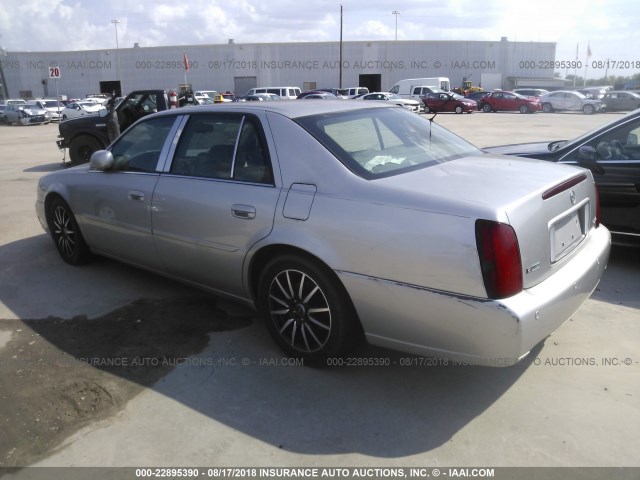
(392, 10, 400, 41)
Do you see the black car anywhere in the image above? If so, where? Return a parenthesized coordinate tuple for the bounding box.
(464, 91, 490, 109)
(485, 110, 640, 245)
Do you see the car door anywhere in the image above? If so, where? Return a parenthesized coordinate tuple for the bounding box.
(566, 92, 582, 111)
(562, 116, 640, 236)
(151, 112, 280, 297)
(72, 115, 181, 271)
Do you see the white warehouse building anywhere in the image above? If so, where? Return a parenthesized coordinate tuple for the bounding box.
(1, 37, 565, 100)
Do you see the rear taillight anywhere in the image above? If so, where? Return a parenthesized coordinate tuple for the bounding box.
(475, 220, 523, 299)
(594, 184, 601, 228)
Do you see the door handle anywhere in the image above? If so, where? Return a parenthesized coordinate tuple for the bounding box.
(231, 204, 256, 219)
(128, 191, 145, 201)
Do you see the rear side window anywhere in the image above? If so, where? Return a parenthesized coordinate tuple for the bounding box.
(170, 114, 273, 184)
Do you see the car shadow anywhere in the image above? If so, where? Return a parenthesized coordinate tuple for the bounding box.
(0, 233, 630, 465)
(590, 245, 640, 309)
(23, 163, 67, 173)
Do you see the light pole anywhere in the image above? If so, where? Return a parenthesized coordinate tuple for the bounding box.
(111, 19, 122, 95)
(392, 10, 400, 41)
(111, 19, 120, 49)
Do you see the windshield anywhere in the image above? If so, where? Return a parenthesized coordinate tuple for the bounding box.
(296, 107, 480, 178)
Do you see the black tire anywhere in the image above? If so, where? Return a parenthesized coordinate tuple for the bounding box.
(519, 105, 528, 114)
(455, 105, 463, 114)
(258, 255, 360, 363)
(482, 103, 492, 113)
(423, 105, 430, 113)
(583, 104, 595, 115)
(69, 135, 104, 165)
(542, 103, 553, 113)
(46, 197, 92, 265)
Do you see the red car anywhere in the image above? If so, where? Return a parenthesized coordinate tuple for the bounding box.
(479, 91, 541, 113)
(421, 92, 477, 114)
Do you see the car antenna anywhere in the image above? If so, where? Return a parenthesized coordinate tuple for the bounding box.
(427, 112, 438, 142)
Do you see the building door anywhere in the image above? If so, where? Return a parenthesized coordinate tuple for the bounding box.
(234, 77, 257, 97)
(100, 81, 121, 97)
(359, 74, 381, 92)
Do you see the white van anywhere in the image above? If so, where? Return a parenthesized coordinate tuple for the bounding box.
(246, 87, 301, 99)
(344, 87, 369, 98)
(389, 77, 451, 99)
(407, 86, 445, 102)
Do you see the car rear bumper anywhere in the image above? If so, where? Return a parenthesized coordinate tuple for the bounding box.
(338, 225, 611, 366)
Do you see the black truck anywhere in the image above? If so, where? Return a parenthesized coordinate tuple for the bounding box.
(57, 90, 170, 165)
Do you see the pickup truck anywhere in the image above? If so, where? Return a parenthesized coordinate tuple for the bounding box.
(57, 90, 170, 165)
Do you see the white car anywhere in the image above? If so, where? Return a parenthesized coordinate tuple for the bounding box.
(539, 91, 603, 115)
(355, 92, 421, 112)
(60, 101, 104, 120)
(26, 99, 65, 121)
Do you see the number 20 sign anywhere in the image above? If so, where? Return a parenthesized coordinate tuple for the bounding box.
(48, 66, 61, 79)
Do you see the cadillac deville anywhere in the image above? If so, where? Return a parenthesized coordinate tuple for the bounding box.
(36, 102, 611, 365)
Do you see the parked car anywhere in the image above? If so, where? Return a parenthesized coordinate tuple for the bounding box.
(3, 103, 50, 125)
(36, 102, 610, 365)
(355, 92, 421, 112)
(421, 92, 476, 114)
(577, 87, 610, 101)
(479, 91, 541, 113)
(60, 101, 104, 120)
(297, 90, 335, 99)
(484, 108, 640, 245)
(513, 88, 549, 98)
(539, 91, 603, 115)
(299, 92, 339, 100)
(465, 91, 490, 109)
(26, 99, 65, 121)
(241, 93, 282, 101)
(194, 90, 224, 103)
(602, 91, 640, 112)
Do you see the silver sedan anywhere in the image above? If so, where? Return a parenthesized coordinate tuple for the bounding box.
(36, 101, 611, 365)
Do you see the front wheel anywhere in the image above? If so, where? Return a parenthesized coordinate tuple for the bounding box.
(519, 105, 528, 114)
(482, 103, 492, 113)
(583, 104, 595, 115)
(258, 255, 360, 363)
(46, 197, 92, 265)
(68, 135, 104, 165)
(423, 105, 430, 113)
(455, 105, 463, 114)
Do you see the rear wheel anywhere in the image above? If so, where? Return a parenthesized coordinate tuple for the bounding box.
(582, 104, 595, 115)
(46, 197, 92, 265)
(482, 103, 492, 112)
(258, 255, 360, 363)
(69, 135, 104, 165)
(542, 103, 553, 113)
(455, 105, 463, 114)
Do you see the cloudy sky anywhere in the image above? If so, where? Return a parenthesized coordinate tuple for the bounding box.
(1, 0, 638, 77)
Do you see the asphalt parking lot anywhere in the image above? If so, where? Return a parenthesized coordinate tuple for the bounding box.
(0, 111, 638, 473)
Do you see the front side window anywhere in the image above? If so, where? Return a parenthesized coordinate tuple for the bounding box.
(109, 116, 177, 172)
(565, 117, 640, 162)
(170, 114, 273, 184)
(297, 107, 479, 178)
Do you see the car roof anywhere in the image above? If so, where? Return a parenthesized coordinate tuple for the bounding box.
(151, 99, 395, 119)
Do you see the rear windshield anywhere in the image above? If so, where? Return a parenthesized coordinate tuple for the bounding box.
(296, 107, 480, 179)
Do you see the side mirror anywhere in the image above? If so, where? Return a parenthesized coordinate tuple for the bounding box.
(89, 150, 115, 171)
(577, 146, 605, 175)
